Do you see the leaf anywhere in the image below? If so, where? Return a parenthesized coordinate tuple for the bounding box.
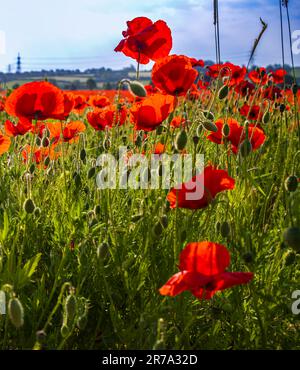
(22, 253, 42, 279)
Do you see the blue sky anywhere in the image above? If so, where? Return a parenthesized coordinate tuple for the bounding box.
(0, 0, 299, 72)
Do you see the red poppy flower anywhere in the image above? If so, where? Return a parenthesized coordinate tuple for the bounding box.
(235, 80, 255, 97)
(87, 104, 127, 131)
(4, 119, 32, 137)
(47, 121, 86, 143)
(72, 94, 88, 113)
(159, 241, 253, 299)
(5, 81, 65, 124)
(0, 96, 6, 112)
(248, 68, 268, 85)
(189, 58, 205, 68)
(153, 142, 165, 154)
(271, 69, 286, 85)
(207, 118, 266, 154)
(0, 133, 11, 155)
(170, 116, 186, 128)
(197, 80, 209, 90)
(167, 165, 235, 209)
(261, 86, 282, 100)
(22, 144, 60, 164)
(88, 95, 110, 108)
(130, 93, 175, 131)
(207, 63, 246, 86)
(54, 93, 75, 120)
(152, 55, 198, 96)
(240, 104, 261, 121)
(115, 17, 172, 64)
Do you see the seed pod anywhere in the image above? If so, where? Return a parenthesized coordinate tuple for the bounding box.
(220, 221, 230, 238)
(129, 80, 147, 97)
(65, 294, 77, 322)
(87, 167, 96, 179)
(36, 330, 47, 344)
(218, 85, 229, 100)
(80, 149, 86, 161)
(283, 227, 300, 252)
(44, 156, 50, 167)
(284, 175, 298, 192)
(284, 250, 296, 266)
(175, 130, 188, 151)
(42, 137, 50, 148)
(239, 139, 252, 157)
(97, 242, 109, 259)
(202, 121, 218, 133)
(222, 123, 230, 137)
(8, 297, 24, 328)
(262, 111, 270, 124)
(23, 198, 35, 214)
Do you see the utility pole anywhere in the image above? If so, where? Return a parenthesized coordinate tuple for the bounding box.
(16, 53, 21, 73)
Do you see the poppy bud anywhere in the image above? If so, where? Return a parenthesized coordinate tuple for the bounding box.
(153, 221, 163, 237)
(94, 204, 101, 215)
(8, 297, 24, 328)
(218, 85, 229, 100)
(29, 164, 35, 174)
(23, 198, 35, 214)
(160, 214, 168, 228)
(36, 330, 47, 344)
(222, 302, 233, 313)
(44, 156, 50, 167)
(215, 221, 221, 233)
(34, 207, 41, 217)
(279, 104, 286, 113)
(80, 149, 86, 161)
(74, 173, 81, 188)
(131, 214, 143, 223)
(175, 130, 188, 151)
(97, 242, 110, 259)
(129, 80, 147, 98)
(87, 167, 96, 179)
(222, 123, 230, 137)
(192, 136, 200, 145)
(239, 139, 252, 157)
(262, 111, 270, 124)
(65, 294, 77, 322)
(135, 135, 143, 147)
(220, 221, 230, 238)
(202, 121, 218, 133)
(61, 324, 70, 338)
(42, 137, 50, 148)
(283, 227, 300, 252)
(103, 139, 111, 151)
(284, 175, 298, 192)
(284, 250, 296, 266)
(35, 137, 42, 147)
(44, 128, 51, 138)
(202, 110, 215, 121)
(292, 84, 298, 95)
(76, 315, 88, 331)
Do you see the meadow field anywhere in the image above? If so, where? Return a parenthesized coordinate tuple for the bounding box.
(0, 13, 299, 351)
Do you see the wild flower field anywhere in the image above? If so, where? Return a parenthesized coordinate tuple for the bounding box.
(0, 15, 299, 350)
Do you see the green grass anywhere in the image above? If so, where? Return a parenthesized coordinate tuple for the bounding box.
(0, 85, 299, 350)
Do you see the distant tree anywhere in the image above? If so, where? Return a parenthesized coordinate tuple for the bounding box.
(12, 83, 20, 89)
(86, 78, 97, 90)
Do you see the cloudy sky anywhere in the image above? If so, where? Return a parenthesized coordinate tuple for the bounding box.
(0, 0, 299, 72)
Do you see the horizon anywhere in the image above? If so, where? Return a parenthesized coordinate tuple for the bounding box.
(0, 0, 299, 73)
